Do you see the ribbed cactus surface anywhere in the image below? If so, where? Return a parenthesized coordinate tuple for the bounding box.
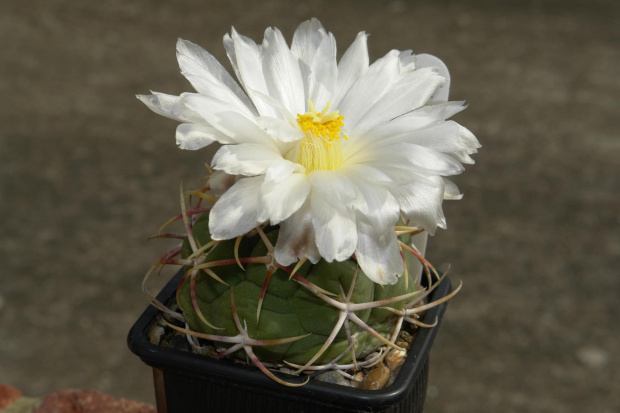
(177, 213, 419, 365)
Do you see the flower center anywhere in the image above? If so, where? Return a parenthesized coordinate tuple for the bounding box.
(296, 101, 347, 173)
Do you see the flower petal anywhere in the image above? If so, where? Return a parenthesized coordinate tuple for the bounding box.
(343, 102, 472, 160)
(291, 18, 326, 65)
(311, 192, 357, 262)
(390, 175, 447, 235)
(291, 19, 327, 102)
(209, 176, 264, 240)
(336, 50, 401, 130)
(447, 125, 481, 164)
(257, 116, 305, 142)
(308, 171, 361, 262)
(274, 200, 321, 266)
(223, 33, 242, 88)
(346, 173, 400, 230)
(258, 173, 311, 224)
(348, 142, 465, 177)
(442, 178, 463, 200)
(212, 143, 283, 176)
(333, 32, 369, 107)
(176, 123, 234, 150)
(227, 28, 279, 118)
(405, 121, 480, 154)
(355, 121, 471, 156)
(398, 50, 417, 72)
(247, 89, 297, 123)
(357, 101, 468, 141)
(261, 27, 305, 115)
(137, 92, 201, 123)
(338, 163, 393, 183)
(176, 39, 256, 117)
(264, 158, 300, 183)
(351, 67, 446, 134)
(308, 170, 360, 208)
(415, 53, 451, 104)
(355, 219, 403, 285)
(308, 174, 358, 263)
(308, 33, 338, 110)
(182, 94, 276, 148)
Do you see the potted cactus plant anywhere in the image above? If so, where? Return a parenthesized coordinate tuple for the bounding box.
(128, 18, 479, 412)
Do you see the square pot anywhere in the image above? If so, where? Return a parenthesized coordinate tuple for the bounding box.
(128, 269, 451, 413)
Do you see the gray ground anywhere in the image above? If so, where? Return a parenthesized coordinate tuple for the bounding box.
(1, 0, 618, 412)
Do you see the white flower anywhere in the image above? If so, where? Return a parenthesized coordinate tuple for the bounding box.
(138, 18, 480, 285)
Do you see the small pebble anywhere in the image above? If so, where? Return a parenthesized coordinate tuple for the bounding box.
(349, 372, 365, 388)
(314, 371, 351, 387)
(149, 324, 164, 345)
(359, 363, 390, 390)
(385, 349, 406, 372)
(386, 349, 407, 386)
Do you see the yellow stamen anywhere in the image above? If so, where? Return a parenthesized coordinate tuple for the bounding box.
(296, 100, 347, 173)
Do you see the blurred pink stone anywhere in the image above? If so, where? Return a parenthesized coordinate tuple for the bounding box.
(0, 383, 23, 410)
(35, 389, 156, 413)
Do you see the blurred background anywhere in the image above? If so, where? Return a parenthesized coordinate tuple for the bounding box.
(1, 0, 618, 411)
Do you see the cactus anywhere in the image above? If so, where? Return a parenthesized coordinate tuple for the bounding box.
(137, 18, 477, 387)
(144, 179, 460, 386)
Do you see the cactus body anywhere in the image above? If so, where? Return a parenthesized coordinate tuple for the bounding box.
(177, 213, 420, 365)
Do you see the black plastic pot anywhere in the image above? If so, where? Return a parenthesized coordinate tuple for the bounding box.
(128, 269, 451, 413)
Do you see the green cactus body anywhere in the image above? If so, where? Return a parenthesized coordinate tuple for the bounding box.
(177, 213, 420, 365)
